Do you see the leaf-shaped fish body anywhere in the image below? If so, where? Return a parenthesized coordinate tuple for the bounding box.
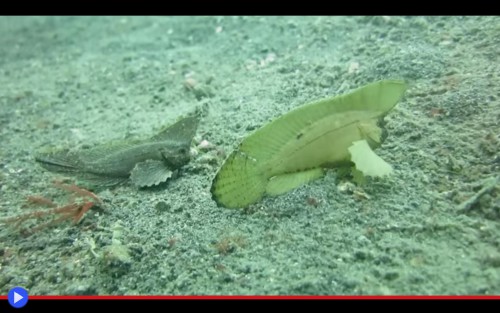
(211, 80, 407, 208)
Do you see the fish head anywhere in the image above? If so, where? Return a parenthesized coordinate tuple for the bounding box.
(159, 143, 191, 169)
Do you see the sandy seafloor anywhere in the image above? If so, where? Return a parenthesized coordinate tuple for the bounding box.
(0, 16, 499, 295)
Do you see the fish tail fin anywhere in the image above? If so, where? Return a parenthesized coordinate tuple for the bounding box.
(211, 150, 266, 209)
(35, 150, 83, 173)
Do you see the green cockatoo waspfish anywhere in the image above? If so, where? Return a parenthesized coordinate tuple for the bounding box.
(211, 79, 408, 208)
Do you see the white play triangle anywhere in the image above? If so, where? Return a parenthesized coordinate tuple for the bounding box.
(14, 291, 23, 303)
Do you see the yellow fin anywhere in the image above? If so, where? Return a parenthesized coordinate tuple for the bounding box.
(348, 139, 393, 178)
(266, 168, 324, 196)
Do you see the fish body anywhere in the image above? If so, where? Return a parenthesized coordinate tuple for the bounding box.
(36, 115, 199, 188)
(76, 140, 188, 176)
(211, 80, 408, 208)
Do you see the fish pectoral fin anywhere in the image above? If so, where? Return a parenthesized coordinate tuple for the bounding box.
(130, 160, 173, 188)
(348, 139, 393, 179)
(265, 168, 324, 196)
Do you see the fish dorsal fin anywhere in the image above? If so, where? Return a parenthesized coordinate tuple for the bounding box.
(77, 141, 139, 162)
(76, 114, 199, 162)
(151, 115, 199, 145)
(78, 115, 200, 162)
(239, 80, 407, 162)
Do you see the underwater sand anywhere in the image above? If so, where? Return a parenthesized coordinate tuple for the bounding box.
(0, 16, 499, 295)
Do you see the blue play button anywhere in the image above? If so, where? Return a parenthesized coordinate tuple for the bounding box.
(8, 286, 29, 308)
